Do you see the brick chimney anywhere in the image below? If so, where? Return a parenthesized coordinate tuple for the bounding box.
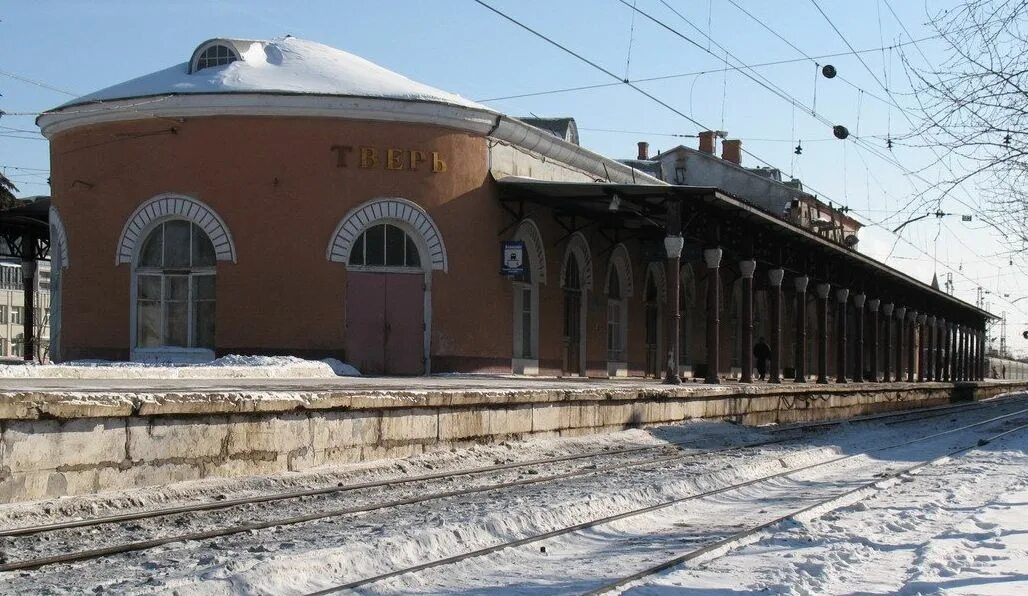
(637, 141, 649, 160)
(722, 139, 742, 165)
(698, 130, 716, 154)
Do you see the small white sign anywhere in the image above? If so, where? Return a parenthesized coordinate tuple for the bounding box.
(501, 241, 526, 275)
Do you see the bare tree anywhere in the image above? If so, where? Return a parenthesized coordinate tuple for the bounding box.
(0, 172, 20, 211)
(906, 0, 1028, 254)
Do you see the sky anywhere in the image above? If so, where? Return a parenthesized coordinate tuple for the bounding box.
(2, 0, 1026, 355)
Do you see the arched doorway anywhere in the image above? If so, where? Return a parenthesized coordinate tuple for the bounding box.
(328, 198, 446, 376)
(560, 233, 592, 377)
(643, 265, 663, 378)
(345, 222, 427, 375)
(605, 244, 632, 377)
(511, 219, 546, 374)
(563, 252, 583, 376)
(679, 264, 697, 376)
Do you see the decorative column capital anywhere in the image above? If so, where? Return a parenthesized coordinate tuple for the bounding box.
(739, 259, 757, 278)
(882, 303, 894, 316)
(916, 313, 927, 324)
(836, 288, 850, 303)
(703, 247, 722, 269)
(927, 315, 936, 325)
(769, 268, 785, 286)
(815, 283, 831, 299)
(663, 235, 684, 259)
(895, 306, 906, 319)
(868, 298, 880, 312)
(853, 293, 866, 308)
(906, 309, 917, 322)
(794, 276, 809, 293)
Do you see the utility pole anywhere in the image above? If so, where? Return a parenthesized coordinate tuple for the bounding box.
(945, 273, 954, 295)
(1000, 311, 1008, 358)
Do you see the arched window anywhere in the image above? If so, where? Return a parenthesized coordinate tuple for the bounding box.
(607, 267, 625, 363)
(347, 223, 421, 269)
(194, 44, 239, 71)
(135, 220, 216, 350)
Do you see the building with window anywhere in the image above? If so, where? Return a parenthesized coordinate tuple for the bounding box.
(0, 261, 51, 360)
(38, 37, 991, 381)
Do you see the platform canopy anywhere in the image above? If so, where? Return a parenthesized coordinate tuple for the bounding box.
(496, 177, 993, 328)
(0, 196, 51, 362)
(0, 197, 51, 261)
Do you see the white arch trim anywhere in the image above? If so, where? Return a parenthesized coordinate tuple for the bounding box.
(513, 218, 547, 285)
(327, 198, 447, 272)
(49, 205, 69, 270)
(116, 194, 237, 265)
(560, 231, 593, 290)
(604, 243, 634, 298)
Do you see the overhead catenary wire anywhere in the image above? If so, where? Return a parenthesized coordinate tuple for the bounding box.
(471, 0, 1028, 320)
(807, 0, 1008, 233)
(0, 69, 79, 97)
(471, 0, 707, 131)
(476, 36, 951, 103)
(729, 0, 1021, 255)
(623, 0, 923, 207)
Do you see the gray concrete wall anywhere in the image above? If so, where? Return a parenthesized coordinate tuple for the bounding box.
(1, 381, 1025, 503)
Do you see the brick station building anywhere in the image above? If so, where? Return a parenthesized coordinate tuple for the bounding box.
(38, 37, 991, 382)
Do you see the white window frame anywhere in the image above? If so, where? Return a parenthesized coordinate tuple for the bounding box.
(130, 220, 217, 364)
(193, 43, 239, 72)
(346, 222, 424, 274)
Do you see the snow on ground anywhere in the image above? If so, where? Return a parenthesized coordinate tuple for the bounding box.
(0, 355, 361, 379)
(628, 423, 1028, 595)
(0, 397, 1025, 594)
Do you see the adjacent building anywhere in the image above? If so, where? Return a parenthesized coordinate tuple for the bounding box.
(0, 261, 51, 360)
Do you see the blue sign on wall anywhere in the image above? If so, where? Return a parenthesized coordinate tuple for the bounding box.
(501, 240, 526, 276)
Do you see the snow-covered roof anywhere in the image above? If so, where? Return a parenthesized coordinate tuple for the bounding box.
(56, 37, 491, 112)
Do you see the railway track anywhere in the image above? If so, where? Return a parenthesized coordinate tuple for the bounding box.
(0, 396, 1019, 577)
(305, 404, 1028, 594)
(587, 421, 1028, 595)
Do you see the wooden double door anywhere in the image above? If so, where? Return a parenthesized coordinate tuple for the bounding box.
(345, 271, 425, 375)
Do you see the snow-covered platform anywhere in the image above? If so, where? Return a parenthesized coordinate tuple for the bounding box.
(1, 374, 1025, 503)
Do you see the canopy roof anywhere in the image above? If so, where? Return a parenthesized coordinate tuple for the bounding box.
(0, 197, 51, 261)
(497, 177, 994, 325)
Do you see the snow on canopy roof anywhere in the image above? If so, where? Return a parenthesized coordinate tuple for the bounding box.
(56, 37, 492, 112)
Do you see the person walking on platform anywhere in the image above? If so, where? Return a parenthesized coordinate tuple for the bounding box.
(753, 337, 772, 381)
